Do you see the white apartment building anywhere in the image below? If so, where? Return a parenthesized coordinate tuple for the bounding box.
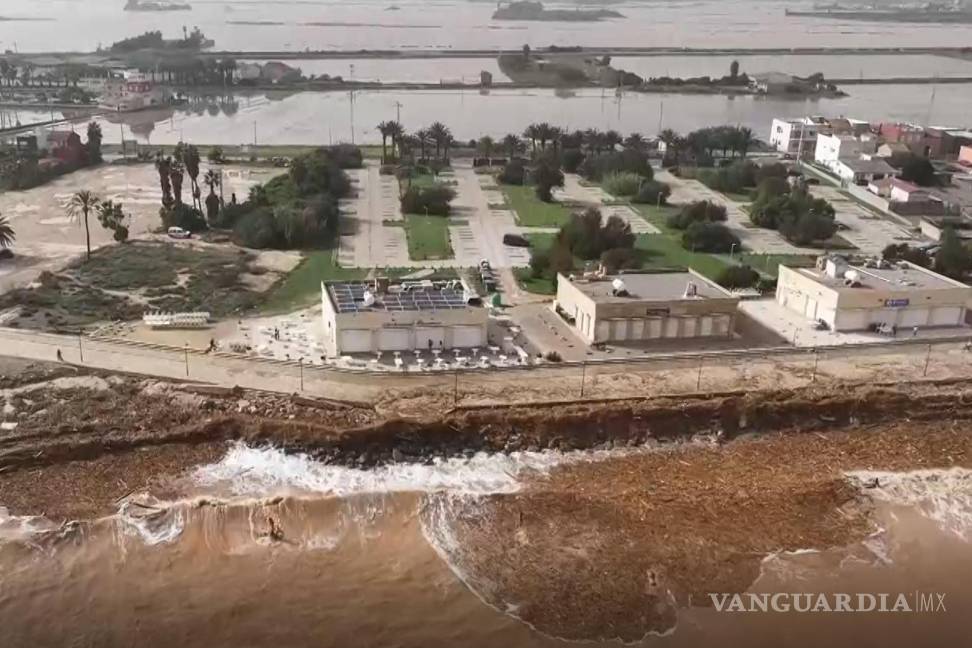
(768, 118, 821, 158)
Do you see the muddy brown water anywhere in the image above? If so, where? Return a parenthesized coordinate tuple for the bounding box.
(0, 449, 970, 648)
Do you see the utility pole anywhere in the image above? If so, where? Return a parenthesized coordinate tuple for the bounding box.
(696, 356, 704, 391)
(253, 120, 257, 146)
(579, 361, 587, 398)
(453, 369, 459, 406)
(299, 357, 304, 391)
(184, 343, 190, 377)
(923, 343, 932, 377)
(394, 100, 403, 123)
(78, 331, 84, 363)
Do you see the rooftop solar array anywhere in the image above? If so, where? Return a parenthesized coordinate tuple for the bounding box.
(328, 282, 470, 314)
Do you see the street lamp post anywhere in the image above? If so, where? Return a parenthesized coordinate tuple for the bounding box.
(299, 357, 304, 391)
(729, 242, 737, 260)
(184, 342, 189, 377)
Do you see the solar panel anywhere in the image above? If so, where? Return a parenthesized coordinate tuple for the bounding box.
(328, 282, 469, 314)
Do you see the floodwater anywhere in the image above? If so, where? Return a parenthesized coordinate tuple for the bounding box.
(72, 82, 972, 146)
(0, 445, 969, 647)
(6, 0, 972, 53)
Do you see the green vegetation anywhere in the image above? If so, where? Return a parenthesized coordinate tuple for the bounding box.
(748, 178, 838, 246)
(396, 215, 453, 261)
(934, 228, 972, 280)
(261, 247, 367, 312)
(502, 184, 571, 227)
(0, 215, 14, 250)
(514, 267, 558, 296)
(0, 122, 103, 192)
(737, 253, 816, 277)
(0, 242, 264, 329)
(602, 171, 644, 197)
(899, 154, 938, 187)
(633, 235, 731, 279)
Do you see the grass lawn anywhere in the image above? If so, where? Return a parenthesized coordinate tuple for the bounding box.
(723, 190, 753, 204)
(260, 247, 368, 313)
(634, 235, 731, 280)
(736, 253, 817, 278)
(514, 267, 558, 295)
(397, 215, 453, 261)
(501, 184, 572, 228)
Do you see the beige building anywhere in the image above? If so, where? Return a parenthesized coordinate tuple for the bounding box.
(321, 279, 487, 357)
(555, 271, 740, 345)
(776, 257, 972, 331)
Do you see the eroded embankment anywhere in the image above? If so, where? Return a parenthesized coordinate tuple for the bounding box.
(2, 357, 972, 520)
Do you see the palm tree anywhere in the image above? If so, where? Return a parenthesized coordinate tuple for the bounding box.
(502, 133, 522, 159)
(387, 121, 405, 161)
(604, 130, 623, 151)
(415, 128, 431, 162)
(376, 121, 392, 163)
(477, 135, 495, 159)
(155, 153, 174, 208)
(427, 122, 451, 161)
(0, 214, 14, 249)
(169, 160, 185, 206)
(624, 133, 646, 152)
(549, 126, 564, 153)
(583, 128, 604, 154)
(204, 169, 222, 222)
(67, 191, 100, 260)
(534, 122, 555, 151)
(183, 144, 202, 210)
(735, 126, 756, 158)
(658, 128, 682, 160)
(522, 123, 540, 156)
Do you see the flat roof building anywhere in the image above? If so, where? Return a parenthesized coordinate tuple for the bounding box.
(321, 278, 487, 357)
(555, 270, 740, 345)
(776, 256, 972, 331)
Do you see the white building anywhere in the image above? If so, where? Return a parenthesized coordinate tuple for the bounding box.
(832, 158, 897, 186)
(776, 256, 972, 331)
(99, 73, 167, 112)
(555, 271, 740, 345)
(814, 134, 866, 170)
(768, 118, 821, 158)
(320, 278, 487, 357)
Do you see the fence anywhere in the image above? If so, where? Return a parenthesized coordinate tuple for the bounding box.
(2, 327, 971, 412)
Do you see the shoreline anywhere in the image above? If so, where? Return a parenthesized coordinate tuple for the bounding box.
(3, 355, 972, 521)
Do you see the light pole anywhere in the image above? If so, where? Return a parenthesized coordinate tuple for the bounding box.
(184, 342, 189, 377)
(729, 242, 737, 261)
(299, 357, 304, 391)
(78, 330, 84, 363)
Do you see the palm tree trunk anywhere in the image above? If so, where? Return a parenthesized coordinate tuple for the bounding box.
(83, 210, 91, 259)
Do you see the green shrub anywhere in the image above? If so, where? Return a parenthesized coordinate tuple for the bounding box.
(716, 265, 760, 289)
(561, 148, 585, 173)
(161, 204, 207, 232)
(632, 180, 671, 205)
(560, 208, 635, 260)
(602, 171, 644, 197)
(234, 208, 279, 249)
(400, 185, 456, 216)
(579, 150, 652, 182)
(499, 159, 526, 185)
(682, 222, 739, 253)
(667, 200, 727, 230)
(600, 247, 640, 273)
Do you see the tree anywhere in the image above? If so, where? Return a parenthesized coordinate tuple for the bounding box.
(899, 155, 938, 187)
(204, 169, 222, 224)
(717, 264, 759, 289)
(183, 144, 202, 210)
(207, 146, 225, 164)
(477, 135, 495, 159)
(623, 133, 646, 152)
(503, 133, 523, 159)
(499, 159, 526, 185)
(155, 153, 174, 208)
(169, 160, 185, 205)
(387, 121, 405, 160)
(97, 200, 128, 243)
(427, 122, 451, 162)
(682, 222, 739, 253)
(730, 60, 740, 80)
(67, 191, 100, 259)
(934, 227, 972, 279)
(0, 214, 14, 249)
(533, 158, 564, 203)
(377, 121, 392, 163)
(667, 200, 728, 230)
(86, 121, 103, 163)
(882, 243, 931, 268)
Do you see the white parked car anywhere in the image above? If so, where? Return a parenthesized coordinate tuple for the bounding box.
(167, 227, 191, 239)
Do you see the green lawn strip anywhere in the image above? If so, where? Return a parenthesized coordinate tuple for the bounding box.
(634, 235, 731, 280)
(392, 214, 453, 261)
(501, 184, 572, 228)
(259, 247, 368, 313)
(735, 253, 818, 278)
(513, 267, 557, 295)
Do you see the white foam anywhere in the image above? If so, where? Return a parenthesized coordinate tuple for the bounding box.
(190, 442, 577, 499)
(116, 498, 186, 546)
(0, 507, 59, 543)
(847, 467, 972, 542)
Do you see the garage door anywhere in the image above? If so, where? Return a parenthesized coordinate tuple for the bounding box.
(452, 325, 484, 348)
(415, 327, 446, 350)
(379, 328, 411, 351)
(804, 297, 818, 321)
(930, 306, 963, 327)
(340, 329, 372, 354)
(899, 308, 929, 328)
(682, 317, 698, 338)
(835, 309, 870, 331)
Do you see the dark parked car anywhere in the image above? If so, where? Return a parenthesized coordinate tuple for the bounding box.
(503, 233, 531, 247)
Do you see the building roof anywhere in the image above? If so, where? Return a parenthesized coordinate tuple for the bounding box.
(877, 141, 910, 154)
(793, 261, 967, 292)
(837, 158, 897, 175)
(891, 177, 923, 193)
(565, 271, 734, 304)
(753, 72, 795, 84)
(326, 281, 473, 314)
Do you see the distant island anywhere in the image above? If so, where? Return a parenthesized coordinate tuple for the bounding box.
(124, 0, 192, 12)
(786, 2, 972, 23)
(492, 1, 623, 22)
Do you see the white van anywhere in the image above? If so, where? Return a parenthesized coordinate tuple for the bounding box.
(167, 226, 191, 239)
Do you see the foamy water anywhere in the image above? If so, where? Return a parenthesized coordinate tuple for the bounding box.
(847, 467, 972, 542)
(189, 441, 609, 499)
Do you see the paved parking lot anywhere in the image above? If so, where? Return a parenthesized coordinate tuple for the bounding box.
(555, 174, 659, 234)
(809, 185, 919, 256)
(657, 170, 822, 255)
